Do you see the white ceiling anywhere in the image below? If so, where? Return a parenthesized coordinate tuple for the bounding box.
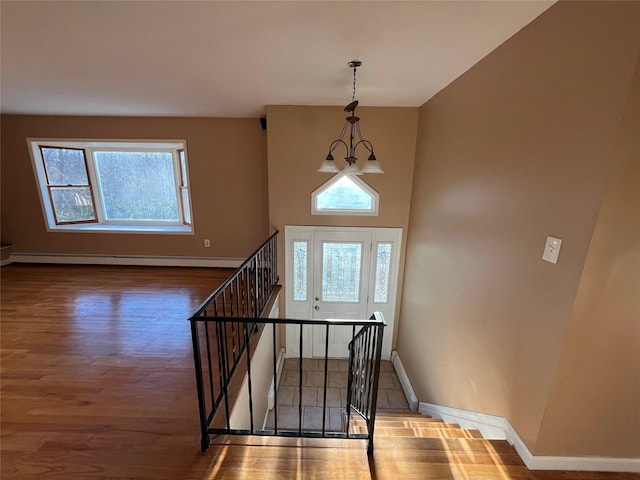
(0, 1, 554, 118)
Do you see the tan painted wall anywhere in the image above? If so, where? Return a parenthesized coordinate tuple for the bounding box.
(266, 105, 418, 346)
(1, 115, 269, 258)
(397, 0, 640, 456)
(535, 59, 640, 458)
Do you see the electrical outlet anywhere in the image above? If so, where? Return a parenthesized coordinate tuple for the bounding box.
(204, 239, 211, 247)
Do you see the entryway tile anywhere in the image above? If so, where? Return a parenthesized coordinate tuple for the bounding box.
(267, 359, 410, 433)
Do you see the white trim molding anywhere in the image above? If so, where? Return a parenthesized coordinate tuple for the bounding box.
(390, 351, 418, 412)
(418, 401, 509, 440)
(9, 253, 244, 268)
(419, 401, 640, 473)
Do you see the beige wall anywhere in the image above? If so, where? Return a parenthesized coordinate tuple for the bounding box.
(1, 115, 269, 258)
(535, 59, 640, 458)
(266, 105, 418, 346)
(398, 0, 640, 456)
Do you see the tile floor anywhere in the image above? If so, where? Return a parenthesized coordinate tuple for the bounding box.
(264, 358, 410, 431)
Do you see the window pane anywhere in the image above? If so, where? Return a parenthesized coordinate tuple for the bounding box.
(179, 150, 188, 186)
(322, 242, 362, 303)
(94, 151, 179, 221)
(50, 187, 95, 222)
(374, 243, 392, 303)
(316, 175, 373, 211)
(41, 148, 88, 185)
(181, 188, 191, 225)
(293, 241, 308, 301)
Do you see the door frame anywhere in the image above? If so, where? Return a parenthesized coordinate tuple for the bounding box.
(284, 225, 402, 360)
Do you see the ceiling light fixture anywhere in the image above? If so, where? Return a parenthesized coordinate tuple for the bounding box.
(318, 60, 383, 175)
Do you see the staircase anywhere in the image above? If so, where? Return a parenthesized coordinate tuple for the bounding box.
(206, 411, 537, 479)
(352, 412, 533, 479)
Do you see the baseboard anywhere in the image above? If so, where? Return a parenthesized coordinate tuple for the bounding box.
(419, 401, 640, 473)
(525, 453, 640, 473)
(419, 401, 509, 439)
(8, 253, 244, 268)
(390, 351, 419, 412)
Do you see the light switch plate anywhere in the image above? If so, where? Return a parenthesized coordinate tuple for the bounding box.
(543, 236, 562, 264)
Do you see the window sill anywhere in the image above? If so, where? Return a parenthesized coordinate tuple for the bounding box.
(47, 224, 193, 234)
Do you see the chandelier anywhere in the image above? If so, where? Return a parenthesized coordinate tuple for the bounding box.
(318, 61, 383, 175)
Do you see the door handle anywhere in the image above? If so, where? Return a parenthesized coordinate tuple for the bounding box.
(315, 297, 320, 301)
(314, 305, 320, 311)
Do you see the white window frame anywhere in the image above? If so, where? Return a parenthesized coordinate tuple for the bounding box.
(28, 138, 194, 234)
(311, 173, 379, 216)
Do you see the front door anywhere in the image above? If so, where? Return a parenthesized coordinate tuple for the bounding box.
(311, 230, 371, 357)
(285, 226, 402, 360)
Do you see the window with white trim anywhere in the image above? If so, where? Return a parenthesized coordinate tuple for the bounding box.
(28, 139, 193, 233)
(311, 173, 379, 216)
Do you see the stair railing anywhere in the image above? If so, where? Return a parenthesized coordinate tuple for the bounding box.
(189, 231, 385, 455)
(189, 231, 279, 451)
(345, 311, 386, 454)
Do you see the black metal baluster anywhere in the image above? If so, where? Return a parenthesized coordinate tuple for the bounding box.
(345, 336, 354, 437)
(322, 324, 329, 435)
(267, 238, 273, 291)
(244, 321, 255, 433)
(190, 319, 209, 451)
(203, 319, 216, 413)
(357, 333, 364, 412)
(212, 321, 224, 422)
(255, 251, 261, 313)
(271, 235, 278, 290)
(229, 290, 237, 365)
(363, 326, 374, 418)
(260, 250, 265, 322)
(220, 318, 231, 430)
(298, 323, 303, 435)
(218, 291, 228, 368)
(367, 323, 384, 456)
(234, 277, 240, 319)
(360, 336, 365, 408)
(233, 280, 241, 358)
(272, 322, 278, 434)
(243, 269, 249, 320)
(259, 250, 265, 311)
(352, 334, 359, 413)
(213, 303, 226, 411)
(262, 249, 267, 309)
(253, 257, 259, 318)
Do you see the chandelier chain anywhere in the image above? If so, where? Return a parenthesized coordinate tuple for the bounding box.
(352, 65, 357, 102)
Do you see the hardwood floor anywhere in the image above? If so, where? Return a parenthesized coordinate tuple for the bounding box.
(1, 264, 234, 479)
(1, 264, 638, 479)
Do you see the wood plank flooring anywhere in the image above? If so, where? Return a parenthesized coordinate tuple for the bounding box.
(1, 264, 235, 479)
(1, 264, 638, 479)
